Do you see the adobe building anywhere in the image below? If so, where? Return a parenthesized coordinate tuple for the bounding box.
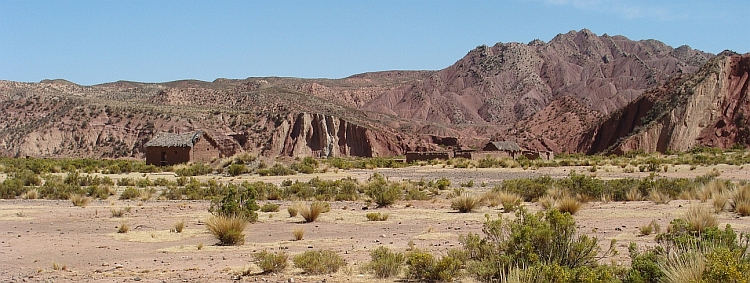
(144, 130, 223, 166)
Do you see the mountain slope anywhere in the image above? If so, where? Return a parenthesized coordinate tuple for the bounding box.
(361, 29, 711, 127)
(582, 52, 750, 154)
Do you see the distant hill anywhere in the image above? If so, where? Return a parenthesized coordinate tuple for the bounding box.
(0, 29, 729, 159)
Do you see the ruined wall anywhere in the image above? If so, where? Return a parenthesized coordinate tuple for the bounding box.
(145, 146, 191, 166)
(191, 137, 221, 163)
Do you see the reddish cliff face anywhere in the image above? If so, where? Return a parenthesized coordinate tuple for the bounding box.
(582, 52, 750, 154)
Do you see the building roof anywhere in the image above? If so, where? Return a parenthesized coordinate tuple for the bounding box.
(487, 141, 522, 152)
(145, 131, 204, 148)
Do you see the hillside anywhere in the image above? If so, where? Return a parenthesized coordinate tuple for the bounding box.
(0, 29, 720, 159)
(582, 52, 750, 154)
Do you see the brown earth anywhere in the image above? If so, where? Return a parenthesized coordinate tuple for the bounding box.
(2, 165, 749, 282)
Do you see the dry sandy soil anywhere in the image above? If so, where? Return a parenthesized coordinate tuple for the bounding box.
(2, 164, 749, 283)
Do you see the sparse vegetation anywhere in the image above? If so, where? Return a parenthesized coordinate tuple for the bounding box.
(70, 193, 91, 207)
(252, 250, 288, 274)
(684, 204, 717, 233)
(366, 212, 390, 221)
(451, 195, 482, 213)
(296, 202, 327, 223)
(292, 250, 346, 275)
(118, 222, 129, 233)
(366, 246, 405, 278)
(292, 228, 304, 241)
(205, 215, 247, 246)
(260, 202, 279, 212)
(173, 220, 185, 233)
(555, 195, 582, 215)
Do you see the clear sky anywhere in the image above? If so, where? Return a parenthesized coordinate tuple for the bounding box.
(1, 0, 748, 86)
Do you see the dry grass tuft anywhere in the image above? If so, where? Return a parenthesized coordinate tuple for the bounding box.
(173, 220, 185, 233)
(21, 189, 39, 200)
(70, 193, 91, 207)
(110, 207, 126, 217)
(537, 195, 557, 210)
(52, 262, 67, 271)
(684, 205, 717, 233)
(450, 195, 482, 213)
(297, 202, 327, 223)
(292, 228, 305, 241)
(366, 212, 390, 221)
(659, 250, 705, 283)
(556, 196, 582, 215)
(648, 189, 672, 204)
(639, 220, 661, 236)
(735, 199, 750, 217)
(625, 187, 643, 201)
(731, 185, 750, 216)
(288, 206, 298, 217)
(118, 222, 129, 233)
(712, 193, 728, 213)
(206, 215, 247, 245)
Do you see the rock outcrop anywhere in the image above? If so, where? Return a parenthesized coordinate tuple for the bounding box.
(583, 52, 750, 154)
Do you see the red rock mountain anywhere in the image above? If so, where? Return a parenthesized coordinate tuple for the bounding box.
(582, 52, 750, 154)
(0, 30, 724, 159)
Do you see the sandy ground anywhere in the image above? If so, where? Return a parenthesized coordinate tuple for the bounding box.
(2, 164, 749, 283)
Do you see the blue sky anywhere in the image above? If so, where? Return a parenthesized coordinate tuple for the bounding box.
(1, 0, 748, 86)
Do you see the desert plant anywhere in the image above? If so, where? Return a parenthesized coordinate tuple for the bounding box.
(226, 163, 246, 177)
(209, 184, 259, 222)
(405, 249, 462, 282)
(556, 196, 582, 215)
(173, 220, 185, 233)
(365, 173, 401, 207)
(684, 205, 718, 233)
(659, 249, 705, 283)
(537, 195, 557, 210)
(119, 187, 142, 200)
(639, 220, 661, 236)
(260, 203, 280, 212)
(713, 192, 728, 213)
(287, 206, 298, 217)
(253, 250, 288, 274)
(110, 207, 127, 217)
(649, 189, 672, 204)
(118, 222, 129, 233)
(734, 199, 750, 217)
(297, 202, 327, 223)
(292, 250, 346, 275)
(292, 228, 304, 241)
(21, 188, 39, 200)
(205, 215, 247, 245)
(366, 212, 389, 221)
(625, 187, 643, 201)
(70, 193, 91, 207)
(366, 246, 404, 278)
(451, 195, 482, 213)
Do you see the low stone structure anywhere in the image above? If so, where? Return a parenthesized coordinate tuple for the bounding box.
(144, 130, 237, 166)
(405, 151, 453, 163)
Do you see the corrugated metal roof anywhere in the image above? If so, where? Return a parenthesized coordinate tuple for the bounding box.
(145, 131, 204, 148)
(488, 141, 521, 151)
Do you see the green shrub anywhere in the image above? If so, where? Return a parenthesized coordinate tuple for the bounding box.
(174, 162, 213, 176)
(405, 249, 462, 282)
(119, 187, 142, 200)
(365, 173, 401, 207)
(260, 203, 280, 212)
(209, 184, 259, 222)
(367, 246, 404, 278)
(257, 163, 296, 176)
(117, 177, 136, 186)
(292, 250, 346, 275)
(253, 250, 288, 274)
(460, 208, 613, 282)
(226, 163, 246, 177)
(435, 177, 451, 190)
(0, 178, 25, 199)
